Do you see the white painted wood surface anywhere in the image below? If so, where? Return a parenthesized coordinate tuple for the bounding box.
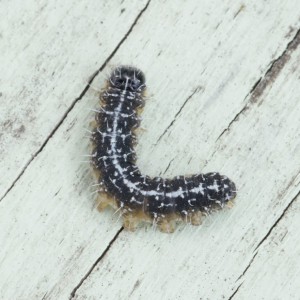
(1, 0, 300, 299)
(0, 0, 148, 198)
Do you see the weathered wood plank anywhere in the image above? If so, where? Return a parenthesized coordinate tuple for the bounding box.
(0, 99, 124, 299)
(73, 13, 300, 300)
(233, 192, 300, 300)
(107, 0, 300, 181)
(1, 0, 300, 299)
(0, 0, 149, 198)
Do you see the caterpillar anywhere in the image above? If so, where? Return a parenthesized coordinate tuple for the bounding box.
(90, 66, 237, 233)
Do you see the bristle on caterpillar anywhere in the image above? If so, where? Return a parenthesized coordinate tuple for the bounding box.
(90, 65, 237, 233)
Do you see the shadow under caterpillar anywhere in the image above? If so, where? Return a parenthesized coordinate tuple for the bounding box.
(90, 66, 237, 233)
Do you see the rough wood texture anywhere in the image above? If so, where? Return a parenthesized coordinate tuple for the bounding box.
(0, 0, 148, 199)
(1, 0, 300, 299)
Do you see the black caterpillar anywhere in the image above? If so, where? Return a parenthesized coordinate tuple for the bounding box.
(90, 66, 237, 233)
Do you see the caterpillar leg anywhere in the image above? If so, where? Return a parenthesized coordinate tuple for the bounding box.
(123, 212, 140, 232)
(89, 120, 98, 128)
(96, 193, 115, 211)
(134, 127, 147, 134)
(226, 200, 235, 209)
(190, 211, 203, 226)
(158, 218, 176, 234)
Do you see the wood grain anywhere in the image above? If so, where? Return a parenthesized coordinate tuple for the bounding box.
(1, 0, 300, 299)
(72, 29, 300, 299)
(0, 0, 149, 198)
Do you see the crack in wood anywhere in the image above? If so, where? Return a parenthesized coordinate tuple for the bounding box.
(228, 189, 300, 299)
(217, 27, 300, 141)
(254, 189, 300, 253)
(233, 4, 245, 20)
(129, 279, 141, 297)
(228, 282, 243, 300)
(250, 28, 300, 104)
(277, 171, 300, 201)
(69, 227, 124, 299)
(0, 0, 152, 203)
(163, 158, 175, 175)
(229, 176, 300, 297)
(155, 86, 203, 145)
(216, 103, 249, 141)
(235, 252, 258, 283)
(158, 157, 175, 176)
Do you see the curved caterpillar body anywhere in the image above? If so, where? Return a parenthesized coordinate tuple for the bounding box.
(90, 66, 237, 233)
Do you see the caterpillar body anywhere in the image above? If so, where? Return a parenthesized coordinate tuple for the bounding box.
(90, 66, 237, 233)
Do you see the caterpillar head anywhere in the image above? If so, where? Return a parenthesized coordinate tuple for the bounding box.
(109, 66, 146, 92)
(206, 173, 237, 209)
(221, 177, 237, 204)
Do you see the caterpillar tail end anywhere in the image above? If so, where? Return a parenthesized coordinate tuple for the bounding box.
(225, 178, 237, 208)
